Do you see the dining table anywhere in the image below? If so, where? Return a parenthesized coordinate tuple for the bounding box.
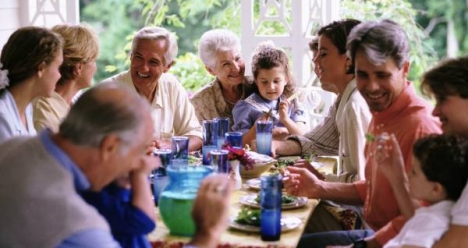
(147, 156, 337, 248)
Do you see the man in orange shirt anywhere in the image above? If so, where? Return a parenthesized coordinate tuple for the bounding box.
(284, 19, 441, 248)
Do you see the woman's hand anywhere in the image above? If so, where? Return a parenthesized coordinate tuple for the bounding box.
(282, 166, 323, 198)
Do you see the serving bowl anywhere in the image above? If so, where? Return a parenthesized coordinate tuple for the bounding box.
(239, 151, 276, 178)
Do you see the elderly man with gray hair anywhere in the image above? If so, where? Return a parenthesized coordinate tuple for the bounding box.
(190, 29, 254, 131)
(283, 19, 440, 248)
(0, 82, 234, 248)
(103, 27, 203, 151)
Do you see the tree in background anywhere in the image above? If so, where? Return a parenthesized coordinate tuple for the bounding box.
(410, 0, 468, 58)
(81, 0, 449, 92)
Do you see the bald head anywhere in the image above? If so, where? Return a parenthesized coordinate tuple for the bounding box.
(59, 82, 150, 150)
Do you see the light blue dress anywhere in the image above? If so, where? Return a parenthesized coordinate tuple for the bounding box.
(232, 93, 306, 134)
(0, 89, 36, 143)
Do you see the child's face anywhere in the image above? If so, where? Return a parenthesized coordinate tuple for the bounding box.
(408, 156, 444, 203)
(432, 94, 468, 137)
(255, 67, 287, 101)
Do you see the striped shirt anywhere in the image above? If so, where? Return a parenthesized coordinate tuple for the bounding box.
(287, 96, 341, 156)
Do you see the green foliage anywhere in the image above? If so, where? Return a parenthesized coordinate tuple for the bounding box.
(171, 52, 213, 93)
(341, 0, 438, 88)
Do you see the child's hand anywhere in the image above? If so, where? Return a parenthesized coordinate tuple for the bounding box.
(278, 100, 290, 123)
(373, 133, 407, 184)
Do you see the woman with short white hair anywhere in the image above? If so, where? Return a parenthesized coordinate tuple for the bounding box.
(191, 29, 254, 131)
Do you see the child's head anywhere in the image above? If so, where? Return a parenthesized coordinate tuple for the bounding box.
(411, 134, 468, 202)
(0, 26, 63, 89)
(251, 42, 295, 100)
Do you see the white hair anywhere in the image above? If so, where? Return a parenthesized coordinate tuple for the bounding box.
(198, 29, 241, 69)
(132, 27, 178, 66)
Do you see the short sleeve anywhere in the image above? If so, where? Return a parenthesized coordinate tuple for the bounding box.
(232, 100, 261, 134)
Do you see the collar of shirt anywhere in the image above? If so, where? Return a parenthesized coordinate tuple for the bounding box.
(372, 81, 414, 123)
(124, 70, 164, 108)
(39, 129, 91, 191)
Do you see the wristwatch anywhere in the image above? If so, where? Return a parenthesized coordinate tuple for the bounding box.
(353, 239, 367, 248)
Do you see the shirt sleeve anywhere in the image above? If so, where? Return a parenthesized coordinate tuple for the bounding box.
(232, 100, 261, 134)
(287, 102, 340, 156)
(81, 190, 156, 235)
(289, 99, 307, 124)
(56, 228, 121, 248)
(171, 82, 203, 138)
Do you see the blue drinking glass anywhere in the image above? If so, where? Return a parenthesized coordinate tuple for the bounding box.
(256, 120, 273, 156)
(225, 132, 243, 149)
(214, 117, 230, 149)
(209, 150, 229, 173)
(260, 174, 282, 241)
(152, 149, 172, 206)
(202, 120, 218, 165)
(171, 136, 189, 169)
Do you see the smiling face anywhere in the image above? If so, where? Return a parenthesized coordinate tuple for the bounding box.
(207, 48, 245, 88)
(255, 67, 287, 101)
(314, 35, 348, 91)
(432, 94, 468, 137)
(355, 49, 409, 112)
(130, 38, 172, 89)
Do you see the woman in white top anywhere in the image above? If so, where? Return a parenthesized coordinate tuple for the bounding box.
(295, 19, 371, 183)
(0, 26, 63, 143)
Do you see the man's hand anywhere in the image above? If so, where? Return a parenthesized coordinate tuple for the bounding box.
(283, 166, 323, 198)
(293, 159, 326, 180)
(189, 175, 233, 248)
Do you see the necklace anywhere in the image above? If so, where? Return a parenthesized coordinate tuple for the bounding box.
(224, 98, 237, 105)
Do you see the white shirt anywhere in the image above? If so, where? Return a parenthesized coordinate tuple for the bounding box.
(452, 182, 468, 225)
(102, 71, 202, 139)
(326, 79, 371, 182)
(384, 200, 454, 248)
(0, 89, 36, 143)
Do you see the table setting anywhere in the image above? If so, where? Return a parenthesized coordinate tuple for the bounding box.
(147, 117, 337, 248)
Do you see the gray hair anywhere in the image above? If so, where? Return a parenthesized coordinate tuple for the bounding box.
(198, 29, 241, 69)
(132, 27, 178, 66)
(347, 19, 409, 69)
(58, 82, 150, 153)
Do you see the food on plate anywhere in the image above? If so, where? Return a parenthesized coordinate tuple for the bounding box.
(254, 193, 297, 204)
(235, 207, 261, 226)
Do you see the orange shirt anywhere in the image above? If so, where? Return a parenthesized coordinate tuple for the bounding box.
(353, 82, 441, 246)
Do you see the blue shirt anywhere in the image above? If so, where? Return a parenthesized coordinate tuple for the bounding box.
(39, 130, 121, 248)
(232, 93, 306, 134)
(81, 184, 155, 248)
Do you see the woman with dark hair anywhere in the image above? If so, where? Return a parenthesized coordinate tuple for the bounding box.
(0, 26, 63, 142)
(296, 19, 371, 183)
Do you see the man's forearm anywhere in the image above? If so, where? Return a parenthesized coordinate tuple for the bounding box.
(188, 136, 203, 151)
(314, 181, 363, 205)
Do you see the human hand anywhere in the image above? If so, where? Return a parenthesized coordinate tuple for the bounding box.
(272, 127, 289, 140)
(152, 138, 172, 150)
(133, 154, 160, 176)
(373, 133, 407, 184)
(278, 99, 290, 123)
(294, 159, 326, 180)
(190, 174, 233, 248)
(282, 166, 322, 198)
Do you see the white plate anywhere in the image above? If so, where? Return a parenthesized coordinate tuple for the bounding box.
(229, 216, 302, 233)
(245, 178, 261, 190)
(239, 194, 308, 210)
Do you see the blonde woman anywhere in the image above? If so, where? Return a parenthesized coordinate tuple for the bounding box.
(33, 24, 99, 132)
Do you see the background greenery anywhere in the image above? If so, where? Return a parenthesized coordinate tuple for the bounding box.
(80, 0, 468, 92)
